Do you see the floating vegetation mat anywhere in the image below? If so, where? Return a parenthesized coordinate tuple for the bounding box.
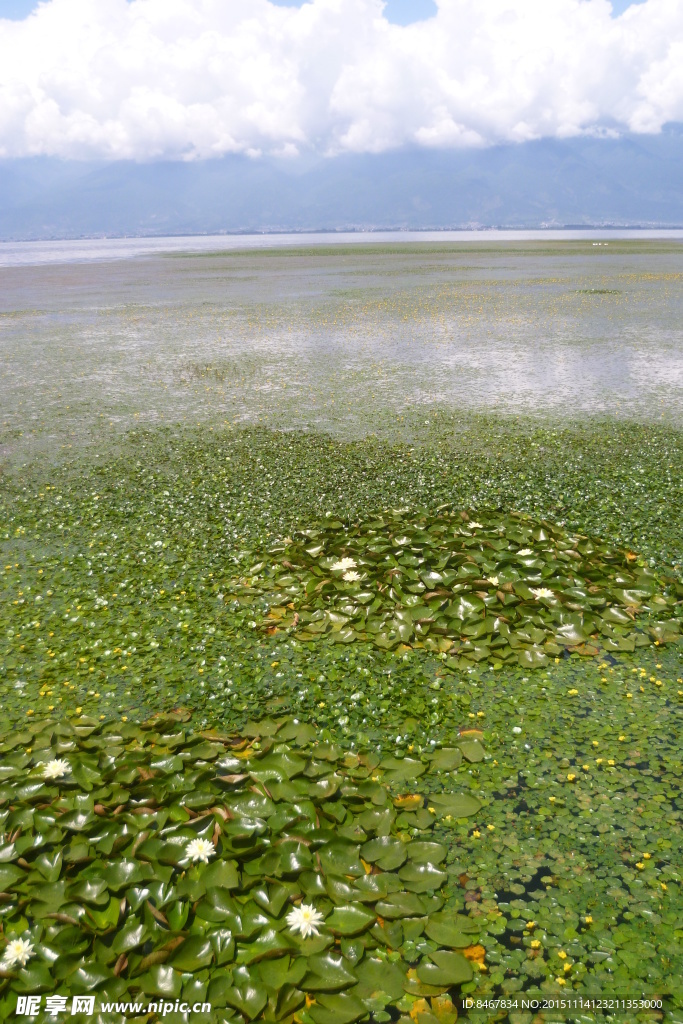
(0, 712, 488, 1022)
(230, 510, 682, 667)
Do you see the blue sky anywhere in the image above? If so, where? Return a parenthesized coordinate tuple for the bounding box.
(1, 0, 647, 24)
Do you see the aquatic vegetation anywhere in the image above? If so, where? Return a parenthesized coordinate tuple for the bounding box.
(231, 509, 681, 666)
(0, 712, 483, 1020)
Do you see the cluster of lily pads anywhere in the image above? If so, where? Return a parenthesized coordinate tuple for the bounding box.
(0, 711, 488, 1023)
(228, 509, 681, 667)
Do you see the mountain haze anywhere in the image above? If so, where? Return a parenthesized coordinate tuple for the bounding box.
(1, 131, 681, 240)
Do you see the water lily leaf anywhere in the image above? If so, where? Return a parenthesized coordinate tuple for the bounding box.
(225, 979, 268, 1019)
(428, 748, 462, 772)
(111, 920, 150, 954)
(424, 914, 479, 947)
(458, 739, 484, 763)
(237, 927, 297, 965)
(202, 858, 240, 890)
(170, 936, 215, 971)
(308, 991, 368, 1024)
(406, 842, 447, 865)
(426, 793, 481, 819)
(301, 953, 358, 992)
(398, 861, 448, 893)
(376, 892, 428, 918)
(325, 903, 377, 936)
(417, 950, 473, 986)
(318, 842, 363, 878)
(361, 836, 407, 871)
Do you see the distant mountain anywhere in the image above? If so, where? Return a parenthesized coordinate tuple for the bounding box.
(0, 129, 681, 239)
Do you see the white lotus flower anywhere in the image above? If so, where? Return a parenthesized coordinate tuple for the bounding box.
(42, 759, 71, 779)
(342, 570, 362, 582)
(487, 576, 499, 586)
(1, 936, 34, 968)
(517, 548, 533, 556)
(286, 903, 325, 939)
(530, 587, 554, 600)
(468, 522, 484, 529)
(332, 557, 356, 571)
(186, 838, 215, 863)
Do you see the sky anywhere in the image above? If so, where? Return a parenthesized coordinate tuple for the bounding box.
(0, 0, 679, 163)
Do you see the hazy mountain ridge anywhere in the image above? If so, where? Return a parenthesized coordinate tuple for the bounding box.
(1, 130, 681, 240)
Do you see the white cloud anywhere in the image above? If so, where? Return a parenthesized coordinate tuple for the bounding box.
(0, 0, 681, 160)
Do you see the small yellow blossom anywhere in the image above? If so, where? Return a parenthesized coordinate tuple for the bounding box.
(618, 735, 626, 741)
(549, 796, 556, 802)
(526, 921, 536, 930)
(608, 759, 615, 766)
(625, 693, 632, 699)
(530, 939, 541, 949)
(472, 830, 481, 838)
(556, 977, 567, 986)
(566, 773, 576, 782)
(584, 916, 593, 924)
(558, 951, 567, 959)
(592, 740, 599, 747)
(477, 711, 485, 717)
(582, 764, 590, 771)
(661, 883, 668, 891)
(596, 758, 603, 764)
(564, 963, 572, 973)
(121, 716, 128, 722)
(27, 709, 34, 716)
(318, 701, 325, 707)
(568, 688, 579, 696)
(75, 707, 82, 714)
(487, 824, 495, 831)
(428, 806, 436, 814)
(636, 862, 644, 870)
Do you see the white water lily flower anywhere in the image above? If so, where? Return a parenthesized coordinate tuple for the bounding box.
(342, 570, 362, 582)
(2, 936, 34, 968)
(468, 522, 484, 529)
(331, 557, 356, 571)
(186, 838, 215, 863)
(42, 759, 71, 779)
(286, 903, 325, 939)
(512, 726, 523, 735)
(517, 548, 533, 556)
(530, 587, 554, 600)
(487, 576, 499, 586)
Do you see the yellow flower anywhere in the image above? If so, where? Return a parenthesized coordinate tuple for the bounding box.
(596, 758, 603, 764)
(549, 796, 556, 802)
(526, 921, 536, 930)
(582, 765, 590, 771)
(428, 807, 436, 814)
(530, 939, 541, 949)
(584, 916, 593, 924)
(75, 707, 82, 714)
(564, 964, 572, 973)
(558, 951, 567, 960)
(643, 852, 651, 859)
(27, 709, 34, 716)
(661, 883, 668, 891)
(318, 701, 326, 707)
(566, 773, 576, 782)
(472, 830, 481, 838)
(121, 716, 128, 722)
(568, 688, 579, 696)
(625, 693, 632, 699)
(635, 862, 644, 870)
(608, 759, 615, 766)
(592, 740, 599, 747)
(477, 711, 485, 717)
(556, 977, 567, 985)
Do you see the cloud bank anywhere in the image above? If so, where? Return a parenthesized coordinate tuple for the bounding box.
(0, 0, 682, 161)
